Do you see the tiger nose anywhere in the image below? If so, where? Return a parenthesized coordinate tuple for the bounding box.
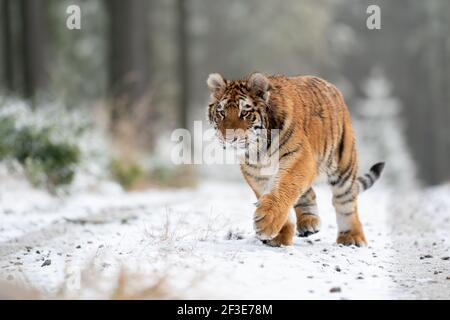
(224, 119, 236, 130)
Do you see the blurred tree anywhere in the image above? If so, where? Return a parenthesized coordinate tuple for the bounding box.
(107, 0, 150, 122)
(354, 68, 417, 188)
(176, 0, 189, 129)
(332, 0, 450, 185)
(1, 0, 14, 92)
(47, 0, 107, 108)
(107, 0, 152, 151)
(20, 0, 49, 100)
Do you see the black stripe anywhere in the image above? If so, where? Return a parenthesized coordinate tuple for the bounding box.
(336, 198, 354, 206)
(270, 122, 295, 157)
(294, 202, 316, 209)
(327, 99, 336, 166)
(358, 176, 368, 190)
(365, 173, 374, 187)
(308, 83, 327, 154)
(338, 161, 354, 187)
(279, 146, 301, 161)
(241, 169, 269, 182)
(243, 162, 260, 169)
(300, 188, 314, 199)
(299, 95, 309, 135)
(298, 212, 317, 216)
(294, 202, 304, 209)
(330, 144, 354, 186)
(267, 103, 284, 131)
(326, 150, 334, 168)
(335, 186, 353, 199)
(337, 126, 345, 162)
(338, 148, 356, 187)
(322, 138, 329, 163)
(278, 124, 295, 149)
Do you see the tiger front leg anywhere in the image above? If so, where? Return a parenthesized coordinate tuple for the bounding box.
(254, 149, 316, 245)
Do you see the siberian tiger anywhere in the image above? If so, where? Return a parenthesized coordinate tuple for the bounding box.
(207, 72, 384, 247)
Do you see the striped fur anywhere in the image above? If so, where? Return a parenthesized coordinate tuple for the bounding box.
(357, 162, 385, 193)
(206, 72, 385, 247)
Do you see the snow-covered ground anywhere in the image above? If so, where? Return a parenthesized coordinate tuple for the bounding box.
(1, 175, 449, 299)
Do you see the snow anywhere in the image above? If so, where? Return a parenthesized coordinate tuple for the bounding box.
(1, 174, 449, 299)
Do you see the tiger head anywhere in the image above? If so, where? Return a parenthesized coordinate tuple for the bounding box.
(206, 72, 272, 149)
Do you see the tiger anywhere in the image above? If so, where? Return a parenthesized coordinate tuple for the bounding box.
(206, 72, 385, 247)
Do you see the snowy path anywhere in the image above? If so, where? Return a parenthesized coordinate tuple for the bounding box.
(0, 177, 449, 299)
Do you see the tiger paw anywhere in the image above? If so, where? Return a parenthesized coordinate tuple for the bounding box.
(297, 214, 321, 237)
(337, 230, 367, 247)
(253, 194, 287, 240)
(262, 221, 295, 247)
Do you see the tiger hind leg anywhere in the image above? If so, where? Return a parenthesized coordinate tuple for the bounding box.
(329, 159, 367, 246)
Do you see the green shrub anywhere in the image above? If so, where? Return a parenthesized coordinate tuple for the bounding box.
(110, 159, 145, 190)
(149, 164, 198, 188)
(0, 116, 16, 160)
(0, 114, 80, 192)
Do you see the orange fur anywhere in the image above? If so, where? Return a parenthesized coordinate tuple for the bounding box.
(207, 73, 384, 247)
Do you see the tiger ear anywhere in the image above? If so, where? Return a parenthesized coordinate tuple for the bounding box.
(247, 72, 271, 101)
(207, 73, 226, 95)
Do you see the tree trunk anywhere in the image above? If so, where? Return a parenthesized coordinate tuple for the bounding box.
(107, 0, 150, 123)
(20, 0, 48, 100)
(107, 0, 152, 153)
(1, 0, 14, 92)
(176, 0, 189, 130)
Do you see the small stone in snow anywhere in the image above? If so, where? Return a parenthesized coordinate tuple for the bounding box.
(330, 287, 341, 293)
(335, 266, 341, 272)
(41, 259, 51, 267)
(441, 257, 449, 261)
(420, 254, 433, 259)
(76, 245, 81, 249)
(356, 276, 364, 280)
